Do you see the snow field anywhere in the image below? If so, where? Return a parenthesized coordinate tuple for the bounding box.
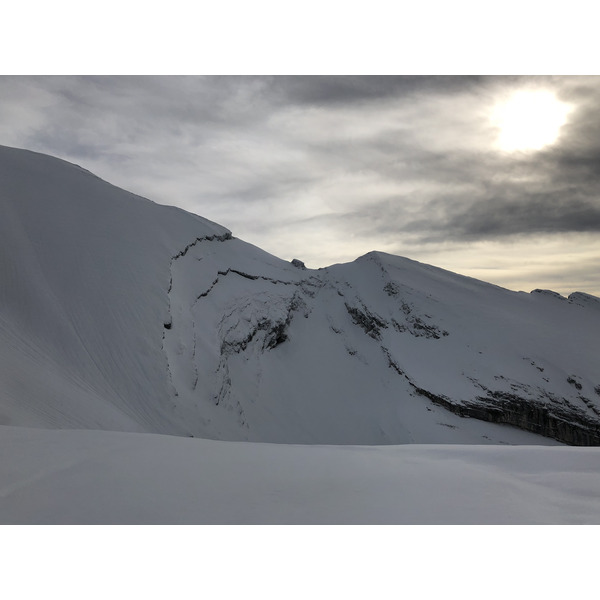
(1, 426, 598, 524)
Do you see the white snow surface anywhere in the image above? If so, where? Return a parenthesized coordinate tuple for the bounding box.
(2, 145, 600, 523)
(0, 146, 229, 433)
(1, 425, 599, 524)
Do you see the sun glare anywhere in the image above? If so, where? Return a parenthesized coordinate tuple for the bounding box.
(492, 90, 572, 152)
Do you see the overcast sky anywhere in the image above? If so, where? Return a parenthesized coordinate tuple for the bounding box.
(1, 75, 599, 296)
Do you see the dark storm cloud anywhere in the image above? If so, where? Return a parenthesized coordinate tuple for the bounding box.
(325, 158, 600, 243)
(438, 191, 600, 240)
(264, 75, 487, 106)
(422, 153, 600, 241)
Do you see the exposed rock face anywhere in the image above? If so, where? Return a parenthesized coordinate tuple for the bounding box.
(217, 291, 307, 356)
(384, 282, 449, 339)
(214, 291, 304, 412)
(417, 387, 600, 446)
(344, 302, 388, 340)
(475, 392, 600, 446)
(291, 258, 306, 269)
(531, 289, 567, 301)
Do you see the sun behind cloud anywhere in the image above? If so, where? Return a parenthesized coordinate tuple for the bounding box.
(492, 90, 572, 152)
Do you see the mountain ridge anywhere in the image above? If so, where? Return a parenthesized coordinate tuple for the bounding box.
(1, 144, 599, 445)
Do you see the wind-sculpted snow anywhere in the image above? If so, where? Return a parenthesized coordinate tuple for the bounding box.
(0, 145, 230, 433)
(1, 145, 600, 446)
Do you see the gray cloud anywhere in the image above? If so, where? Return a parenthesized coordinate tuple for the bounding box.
(0, 75, 599, 294)
(265, 75, 489, 106)
(441, 193, 600, 239)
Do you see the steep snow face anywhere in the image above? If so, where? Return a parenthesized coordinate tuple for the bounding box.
(0, 146, 229, 432)
(1, 145, 599, 445)
(325, 252, 600, 444)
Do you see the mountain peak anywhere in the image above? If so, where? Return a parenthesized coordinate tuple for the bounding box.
(1, 146, 599, 446)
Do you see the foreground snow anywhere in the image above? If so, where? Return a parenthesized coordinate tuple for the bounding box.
(1, 425, 598, 524)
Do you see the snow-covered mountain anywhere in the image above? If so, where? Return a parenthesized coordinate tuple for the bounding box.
(1, 144, 599, 447)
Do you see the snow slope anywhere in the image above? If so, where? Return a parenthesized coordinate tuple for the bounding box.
(1, 425, 599, 524)
(0, 145, 230, 433)
(1, 144, 599, 445)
